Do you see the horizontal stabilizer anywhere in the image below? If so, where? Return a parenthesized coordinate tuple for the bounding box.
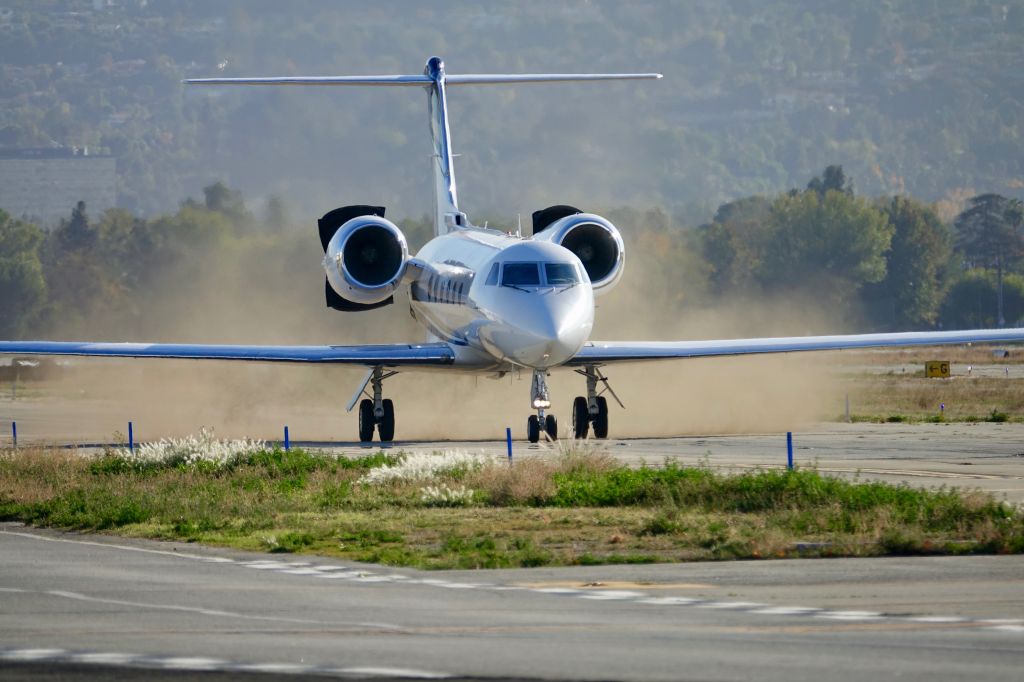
(185, 74, 662, 87)
(447, 73, 662, 85)
(185, 75, 432, 86)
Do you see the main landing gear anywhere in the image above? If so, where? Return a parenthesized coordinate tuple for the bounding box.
(526, 365, 622, 443)
(353, 366, 397, 443)
(571, 365, 621, 440)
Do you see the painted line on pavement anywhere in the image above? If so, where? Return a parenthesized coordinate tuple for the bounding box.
(0, 648, 451, 678)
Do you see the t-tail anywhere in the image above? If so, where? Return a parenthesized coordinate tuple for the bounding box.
(186, 56, 662, 236)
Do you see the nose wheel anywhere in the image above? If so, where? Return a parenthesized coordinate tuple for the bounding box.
(527, 369, 558, 443)
(527, 414, 558, 443)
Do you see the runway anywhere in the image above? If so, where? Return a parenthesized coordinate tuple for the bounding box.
(2, 524, 1023, 681)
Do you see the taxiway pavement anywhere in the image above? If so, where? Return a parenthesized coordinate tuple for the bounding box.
(1, 524, 1022, 681)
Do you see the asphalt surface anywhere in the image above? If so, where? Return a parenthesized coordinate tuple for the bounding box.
(2, 524, 1023, 681)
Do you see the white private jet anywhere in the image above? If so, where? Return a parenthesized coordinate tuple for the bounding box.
(3, 56, 1023, 443)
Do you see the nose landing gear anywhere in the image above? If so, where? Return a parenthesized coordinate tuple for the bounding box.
(571, 365, 620, 439)
(527, 369, 558, 443)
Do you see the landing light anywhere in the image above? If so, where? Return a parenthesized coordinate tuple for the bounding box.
(532, 399, 551, 409)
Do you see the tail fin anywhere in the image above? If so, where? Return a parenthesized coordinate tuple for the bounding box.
(186, 57, 661, 237)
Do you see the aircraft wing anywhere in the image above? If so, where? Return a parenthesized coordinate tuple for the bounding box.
(568, 328, 1024, 364)
(0, 341, 454, 366)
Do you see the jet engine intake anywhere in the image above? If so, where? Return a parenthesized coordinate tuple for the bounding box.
(533, 211, 624, 293)
(323, 214, 409, 306)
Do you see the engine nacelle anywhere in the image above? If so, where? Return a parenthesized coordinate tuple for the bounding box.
(533, 212, 624, 293)
(323, 215, 409, 305)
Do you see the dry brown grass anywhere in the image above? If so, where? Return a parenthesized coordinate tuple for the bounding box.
(841, 375, 1024, 420)
(833, 345, 1022, 366)
(464, 443, 618, 506)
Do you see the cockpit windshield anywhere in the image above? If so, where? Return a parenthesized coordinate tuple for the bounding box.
(502, 262, 541, 287)
(545, 262, 578, 285)
(499, 261, 580, 289)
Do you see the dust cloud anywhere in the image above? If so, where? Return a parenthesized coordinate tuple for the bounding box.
(36, 227, 846, 442)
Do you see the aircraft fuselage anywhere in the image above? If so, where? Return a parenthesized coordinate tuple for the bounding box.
(410, 230, 594, 371)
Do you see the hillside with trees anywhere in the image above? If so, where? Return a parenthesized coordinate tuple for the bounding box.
(2, 2, 1023, 340)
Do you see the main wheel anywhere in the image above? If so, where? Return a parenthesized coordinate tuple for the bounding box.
(572, 397, 589, 438)
(358, 398, 375, 442)
(545, 414, 558, 440)
(378, 398, 395, 442)
(527, 415, 540, 443)
(593, 396, 609, 439)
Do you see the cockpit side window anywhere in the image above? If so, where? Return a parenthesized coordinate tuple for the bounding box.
(485, 262, 500, 286)
(502, 262, 541, 287)
(544, 262, 578, 285)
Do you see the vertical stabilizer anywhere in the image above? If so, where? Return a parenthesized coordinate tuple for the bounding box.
(424, 57, 461, 236)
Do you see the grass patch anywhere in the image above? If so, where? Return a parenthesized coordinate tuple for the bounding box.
(839, 372, 1023, 423)
(1, 444, 1022, 568)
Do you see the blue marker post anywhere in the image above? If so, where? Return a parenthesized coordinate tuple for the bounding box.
(11, 421, 16, 449)
(786, 431, 793, 471)
(128, 421, 134, 454)
(506, 427, 513, 463)
(284, 425, 290, 451)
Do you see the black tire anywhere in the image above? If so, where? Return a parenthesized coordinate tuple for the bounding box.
(378, 398, 395, 442)
(593, 396, 609, 439)
(545, 414, 558, 440)
(527, 415, 540, 443)
(572, 397, 589, 438)
(358, 399, 375, 442)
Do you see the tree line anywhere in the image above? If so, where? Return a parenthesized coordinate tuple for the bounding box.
(1, 169, 1023, 342)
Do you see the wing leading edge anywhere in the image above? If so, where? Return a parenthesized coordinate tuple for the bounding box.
(570, 328, 1024, 364)
(0, 341, 454, 366)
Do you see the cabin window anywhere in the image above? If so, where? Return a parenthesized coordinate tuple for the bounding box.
(502, 262, 541, 287)
(544, 262, 578, 285)
(485, 263, 500, 285)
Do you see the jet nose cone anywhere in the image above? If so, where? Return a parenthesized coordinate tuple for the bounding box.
(503, 287, 593, 369)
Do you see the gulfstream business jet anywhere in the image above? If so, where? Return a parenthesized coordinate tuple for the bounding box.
(3, 56, 1024, 443)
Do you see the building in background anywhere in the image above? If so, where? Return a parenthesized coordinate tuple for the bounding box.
(0, 148, 116, 226)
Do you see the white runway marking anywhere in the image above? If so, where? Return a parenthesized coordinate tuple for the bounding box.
(69, 652, 141, 664)
(637, 597, 703, 605)
(0, 648, 68, 661)
(0, 648, 453, 678)
(906, 615, 969, 623)
(752, 606, 823, 615)
(815, 610, 883, 620)
(579, 590, 645, 600)
(39, 589, 367, 627)
(338, 666, 452, 678)
(153, 656, 227, 670)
